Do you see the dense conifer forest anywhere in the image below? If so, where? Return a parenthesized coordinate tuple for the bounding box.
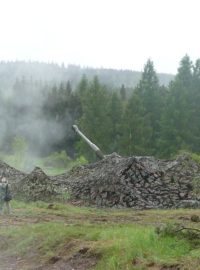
(0, 56, 198, 161)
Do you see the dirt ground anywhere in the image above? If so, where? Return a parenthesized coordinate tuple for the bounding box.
(0, 206, 200, 270)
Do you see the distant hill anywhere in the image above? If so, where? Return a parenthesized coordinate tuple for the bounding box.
(0, 61, 174, 92)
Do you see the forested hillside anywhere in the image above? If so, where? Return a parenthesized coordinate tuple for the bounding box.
(0, 61, 173, 92)
(0, 56, 199, 163)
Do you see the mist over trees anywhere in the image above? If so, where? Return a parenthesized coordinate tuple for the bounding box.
(0, 56, 199, 161)
(0, 61, 173, 92)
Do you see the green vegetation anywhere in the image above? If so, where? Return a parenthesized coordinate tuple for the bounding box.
(11, 136, 28, 170)
(190, 152, 200, 164)
(0, 201, 200, 269)
(42, 151, 71, 168)
(1, 55, 200, 162)
(0, 139, 88, 174)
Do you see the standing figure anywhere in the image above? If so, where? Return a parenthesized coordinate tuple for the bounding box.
(0, 176, 12, 214)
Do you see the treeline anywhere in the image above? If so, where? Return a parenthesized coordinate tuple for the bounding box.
(75, 55, 200, 160)
(0, 61, 173, 92)
(0, 55, 199, 161)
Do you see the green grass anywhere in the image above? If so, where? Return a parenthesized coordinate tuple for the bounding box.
(94, 226, 191, 269)
(0, 201, 200, 269)
(0, 221, 195, 269)
(10, 200, 108, 217)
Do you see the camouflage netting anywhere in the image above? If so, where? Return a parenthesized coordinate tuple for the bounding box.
(57, 153, 200, 209)
(1, 153, 200, 208)
(14, 167, 57, 202)
(0, 161, 26, 181)
(0, 161, 26, 195)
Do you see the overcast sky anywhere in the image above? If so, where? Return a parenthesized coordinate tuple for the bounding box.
(0, 0, 199, 74)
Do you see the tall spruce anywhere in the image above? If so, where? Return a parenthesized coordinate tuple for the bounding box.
(159, 55, 193, 157)
(188, 59, 200, 152)
(134, 59, 162, 155)
(120, 92, 152, 156)
(78, 76, 110, 160)
(107, 92, 123, 153)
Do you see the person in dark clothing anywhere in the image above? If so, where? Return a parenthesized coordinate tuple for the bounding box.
(0, 177, 12, 214)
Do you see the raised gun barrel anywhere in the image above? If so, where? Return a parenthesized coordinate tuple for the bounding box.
(72, 125, 105, 159)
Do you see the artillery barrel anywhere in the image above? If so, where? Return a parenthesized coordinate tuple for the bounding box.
(72, 125, 105, 159)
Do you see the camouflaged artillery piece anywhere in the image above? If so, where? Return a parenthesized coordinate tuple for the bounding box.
(72, 125, 105, 160)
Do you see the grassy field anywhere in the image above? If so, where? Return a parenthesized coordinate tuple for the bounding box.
(0, 201, 200, 269)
